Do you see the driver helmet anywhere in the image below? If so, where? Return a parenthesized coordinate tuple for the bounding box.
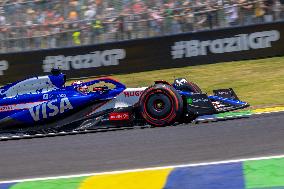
(71, 80, 89, 93)
(71, 80, 83, 85)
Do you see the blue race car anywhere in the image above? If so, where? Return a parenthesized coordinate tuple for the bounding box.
(0, 69, 249, 133)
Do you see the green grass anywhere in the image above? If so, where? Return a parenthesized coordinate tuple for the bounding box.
(67, 56, 284, 107)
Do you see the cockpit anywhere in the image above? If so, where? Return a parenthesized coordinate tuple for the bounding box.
(71, 80, 110, 94)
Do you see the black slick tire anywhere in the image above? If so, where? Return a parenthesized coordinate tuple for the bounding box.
(139, 84, 183, 127)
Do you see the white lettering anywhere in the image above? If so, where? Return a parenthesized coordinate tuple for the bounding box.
(185, 40, 199, 57)
(47, 101, 59, 117)
(249, 32, 264, 49)
(210, 39, 224, 54)
(42, 103, 47, 119)
(171, 30, 280, 59)
(29, 98, 73, 121)
(60, 98, 73, 113)
(29, 106, 40, 121)
(42, 49, 126, 72)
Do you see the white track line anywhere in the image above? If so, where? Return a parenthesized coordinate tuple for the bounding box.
(1, 154, 284, 184)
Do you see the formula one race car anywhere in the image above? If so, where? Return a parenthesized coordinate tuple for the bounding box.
(0, 70, 249, 133)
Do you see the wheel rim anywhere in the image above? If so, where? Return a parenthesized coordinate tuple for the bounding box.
(145, 93, 173, 119)
(153, 99, 165, 111)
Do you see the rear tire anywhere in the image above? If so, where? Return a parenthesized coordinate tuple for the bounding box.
(139, 84, 183, 127)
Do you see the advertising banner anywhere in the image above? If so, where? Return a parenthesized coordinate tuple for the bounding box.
(0, 21, 284, 83)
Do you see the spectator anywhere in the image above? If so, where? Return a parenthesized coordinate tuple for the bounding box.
(163, 3, 174, 34)
(0, 8, 7, 52)
(193, 0, 208, 30)
(254, 0, 266, 23)
(122, 7, 135, 39)
(279, 0, 284, 19)
(0, 9, 6, 26)
(224, 0, 239, 26)
(264, 0, 274, 22)
(205, 0, 216, 29)
(132, 0, 146, 14)
(69, 10, 79, 21)
(72, 30, 81, 45)
(84, 5, 96, 20)
(181, 6, 194, 32)
(273, 0, 282, 20)
(91, 17, 104, 43)
(148, 8, 163, 36)
(172, 15, 182, 34)
(239, 0, 254, 25)
(0, 0, 283, 53)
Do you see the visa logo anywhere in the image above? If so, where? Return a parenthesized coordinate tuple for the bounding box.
(29, 98, 73, 121)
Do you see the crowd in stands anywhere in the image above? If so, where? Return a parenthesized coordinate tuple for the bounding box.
(0, 0, 283, 53)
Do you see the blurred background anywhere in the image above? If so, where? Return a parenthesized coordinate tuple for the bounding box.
(0, 0, 283, 53)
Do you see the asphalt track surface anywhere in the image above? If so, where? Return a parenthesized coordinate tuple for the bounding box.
(1, 112, 284, 181)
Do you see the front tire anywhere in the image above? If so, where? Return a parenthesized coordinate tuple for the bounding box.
(139, 84, 183, 127)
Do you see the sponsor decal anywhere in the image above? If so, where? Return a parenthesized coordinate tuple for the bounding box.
(0, 60, 8, 75)
(175, 78, 188, 86)
(0, 105, 13, 112)
(192, 98, 209, 103)
(59, 94, 67, 98)
(212, 101, 225, 108)
(29, 98, 73, 121)
(0, 76, 57, 97)
(42, 49, 126, 72)
(214, 89, 235, 99)
(187, 98, 193, 104)
(124, 91, 144, 97)
(216, 91, 230, 95)
(43, 94, 49, 100)
(171, 30, 280, 59)
(109, 112, 130, 121)
(0, 101, 46, 112)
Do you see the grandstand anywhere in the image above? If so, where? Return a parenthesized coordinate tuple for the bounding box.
(0, 0, 283, 53)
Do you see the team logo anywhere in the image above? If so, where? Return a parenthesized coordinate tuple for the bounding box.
(29, 98, 73, 121)
(109, 112, 130, 121)
(175, 78, 188, 86)
(124, 91, 144, 97)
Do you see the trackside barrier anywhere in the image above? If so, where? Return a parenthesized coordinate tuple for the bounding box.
(1, 155, 284, 189)
(0, 22, 284, 84)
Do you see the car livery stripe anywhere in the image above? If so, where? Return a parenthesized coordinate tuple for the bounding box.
(0, 101, 47, 112)
(2, 155, 284, 189)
